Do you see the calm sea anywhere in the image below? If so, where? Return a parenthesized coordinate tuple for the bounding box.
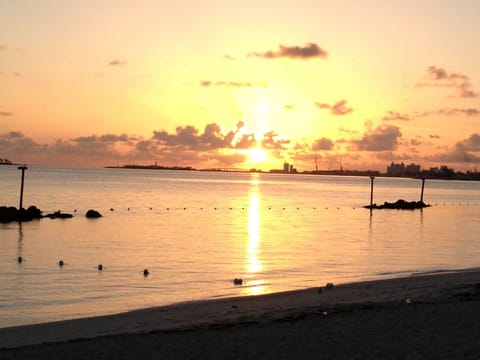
(1, 166, 479, 328)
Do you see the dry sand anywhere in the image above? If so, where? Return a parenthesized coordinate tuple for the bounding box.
(1, 269, 480, 359)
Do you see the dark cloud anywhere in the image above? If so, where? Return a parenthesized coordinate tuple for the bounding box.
(382, 111, 412, 122)
(316, 99, 353, 115)
(429, 134, 440, 139)
(426, 150, 480, 164)
(417, 66, 477, 98)
(249, 42, 328, 60)
(284, 104, 295, 110)
(200, 80, 268, 88)
(152, 122, 247, 151)
(261, 131, 290, 150)
(455, 133, 480, 151)
(108, 60, 127, 66)
(0, 111, 13, 116)
(312, 137, 334, 151)
(234, 134, 256, 149)
(0, 131, 46, 156)
(427, 66, 468, 81)
(351, 124, 402, 151)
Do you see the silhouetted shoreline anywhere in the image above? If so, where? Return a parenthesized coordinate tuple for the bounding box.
(104, 164, 480, 181)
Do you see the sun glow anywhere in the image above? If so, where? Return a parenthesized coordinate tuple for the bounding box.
(246, 148, 268, 163)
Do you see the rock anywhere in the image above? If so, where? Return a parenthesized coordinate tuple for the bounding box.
(364, 199, 430, 210)
(86, 209, 102, 218)
(45, 210, 73, 219)
(0, 205, 42, 223)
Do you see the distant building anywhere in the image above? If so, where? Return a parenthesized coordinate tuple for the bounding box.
(271, 162, 297, 174)
(386, 162, 421, 177)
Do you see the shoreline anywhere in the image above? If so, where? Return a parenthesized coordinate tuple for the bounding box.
(1, 268, 480, 352)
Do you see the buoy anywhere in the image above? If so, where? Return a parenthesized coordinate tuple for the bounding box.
(110, 208, 114, 211)
(97, 264, 103, 271)
(59, 260, 64, 267)
(17, 256, 23, 263)
(143, 269, 149, 276)
(233, 278, 243, 285)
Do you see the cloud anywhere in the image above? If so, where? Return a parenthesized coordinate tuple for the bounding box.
(223, 54, 235, 61)
(426, 150, 480, 164)
(312, 137, 334, 151)
(249, 42, 328, 60)
(261, 131, 290, 150)
(429, 134, 440, 139)
(108, 60, 127, 66)
(416, 66, 477, 98)
(200, 80, 268, 88)
(382, 111, 412, 122)
(338, 126, 359, 134)
(0, 45, 7, 51)
(351, 124, 402, 151)
(152, 122, 247, 151)
(455, 133, 480, 151)
(419, 108, 480, 117)
(315, 99, 353, 115)
(0, 131, 46, 156)
(0, 111, 13, 116)
(284, 104, 296, 110)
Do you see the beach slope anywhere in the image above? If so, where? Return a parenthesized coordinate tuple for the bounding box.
(1, 270, 480, 359)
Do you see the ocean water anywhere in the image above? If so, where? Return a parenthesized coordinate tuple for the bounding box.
(1, 166, 479, 328)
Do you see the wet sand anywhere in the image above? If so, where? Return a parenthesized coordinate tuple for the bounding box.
(1, 269, 480, 359)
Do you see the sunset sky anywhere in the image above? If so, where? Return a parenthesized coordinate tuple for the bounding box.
(1, 0, 480, 171)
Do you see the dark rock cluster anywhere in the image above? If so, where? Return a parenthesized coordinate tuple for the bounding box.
(365, 199, 430, 210)
(0, 205, 42, 223)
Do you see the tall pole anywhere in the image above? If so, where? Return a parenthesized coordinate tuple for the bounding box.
(369, 176, 375, 210)
(420, 177, 426, 203)
(18, 165, 28, 210)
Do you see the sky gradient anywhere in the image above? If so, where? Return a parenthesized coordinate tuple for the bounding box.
(1, 0, 480, 171)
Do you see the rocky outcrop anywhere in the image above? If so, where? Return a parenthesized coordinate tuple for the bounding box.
(365, 199, 430, 210)
(0, 205, 42, 223)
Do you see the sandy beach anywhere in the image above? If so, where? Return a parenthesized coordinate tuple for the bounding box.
(1, 269, 480, 359)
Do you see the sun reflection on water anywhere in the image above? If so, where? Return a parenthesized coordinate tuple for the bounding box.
(243, 177, 268, 296)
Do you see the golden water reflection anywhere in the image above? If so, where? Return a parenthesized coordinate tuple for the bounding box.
(244, 178, 268, 296)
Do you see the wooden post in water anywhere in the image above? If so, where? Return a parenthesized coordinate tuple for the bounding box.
(369, 176, 375, 210)
(18, 165, 28, 210)
(420, 177, 426, 203)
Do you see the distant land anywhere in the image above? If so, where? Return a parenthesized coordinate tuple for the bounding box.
(0, 158, 16, 166)
(105, 162, 480, 181)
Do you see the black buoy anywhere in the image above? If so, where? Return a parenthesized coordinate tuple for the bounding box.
(58, 260, 64, 267)
(233, 278, 243, 285)
(143, 269, 149, 276)
(97, 264, 103, 271)
(17, 256, 23, 264)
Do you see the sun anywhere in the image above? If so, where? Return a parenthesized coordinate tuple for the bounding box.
(246, 148, 268, 164)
